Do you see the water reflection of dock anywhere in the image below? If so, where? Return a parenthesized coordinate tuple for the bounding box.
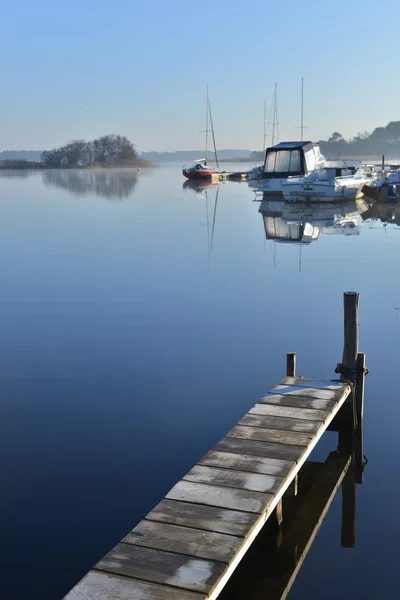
(220, 427, 363, 599)
(64, 294, 366, 600)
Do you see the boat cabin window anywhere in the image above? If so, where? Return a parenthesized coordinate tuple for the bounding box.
(304, 149, 317, 173)
(264, 150, 302, 174)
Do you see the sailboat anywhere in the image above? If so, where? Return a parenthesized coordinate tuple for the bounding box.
(183, 87, 220, 180)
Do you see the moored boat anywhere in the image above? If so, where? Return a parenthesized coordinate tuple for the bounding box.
(183, 160, 219, 180)
(183, 86, 220, 181)
(281, 165, 374, 202)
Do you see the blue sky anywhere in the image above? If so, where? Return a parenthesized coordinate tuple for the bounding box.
(1, 0, 399, 151)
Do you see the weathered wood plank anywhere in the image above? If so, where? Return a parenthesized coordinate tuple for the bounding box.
(270, 384, 344, 401)
(146, 499, 258, 536)
(250, 403, 330, 422)
(239, 413, 322, 433)
(214, 437, 304, 462)
(227, 425, 314, 447)
(63, 571, 205, 600)
(167, 480, 273, 514)
(96, 544, 224, 594)
(280, 376, 346, 391)
(124, 521, 242, 563)
(259, 393, 335, 411)
(199, 450, 293, 477)
(184, 465, 283, 494)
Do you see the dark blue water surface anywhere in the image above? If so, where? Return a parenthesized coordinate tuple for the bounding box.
(1, 166, 399, 599)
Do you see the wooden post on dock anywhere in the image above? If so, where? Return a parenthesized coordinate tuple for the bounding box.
(341, 292, 359, 386)
(287, 352, 296, 377)
(355, 352, 366, 422)
(336, 292, 359, 442)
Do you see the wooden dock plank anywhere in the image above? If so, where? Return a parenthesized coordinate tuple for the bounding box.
(124, 521, 242, 563)
(238, 413, 322, 433)
(271, 384, 344, 401)
(199, 450, 293, 477)
(63, 377, 351, 600)
(166, 480, 273, 514)
(215, 437, 305, 462)
(250, 403, 330, 422)
(280, 376, 345, 391)
(184, 465, 283, 494)
(259, 393, 335, 411)
(227, 424, 314, 447)
(64, 571, 206, 600)
(146, 499, 258, 537)
(96, 544, 224, 594)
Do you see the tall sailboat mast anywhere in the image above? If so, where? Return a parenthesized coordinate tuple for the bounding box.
(263, 98, 267, 153)
(205, 84, 209, 164)
(271, 83, 278, 146)
(300, 77, 304, 141)
(208, 96, 219, 169)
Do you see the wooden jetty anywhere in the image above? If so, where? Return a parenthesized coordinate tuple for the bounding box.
(64, 292, 366, 600)
(219, 433, 362, 600)
(210, 172, 248, 182)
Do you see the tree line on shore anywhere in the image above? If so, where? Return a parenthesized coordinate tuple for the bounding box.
(249, 121, 400, 161)
(0, 135, 143, 170)
(41, 134, 139, 167)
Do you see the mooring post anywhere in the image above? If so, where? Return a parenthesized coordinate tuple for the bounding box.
(341, 292, 359, 386)
(354, 422, 364, 484)
(336, 292, 359, 448)
(286, 352, 296, 377)
(355, 352, 366, 422)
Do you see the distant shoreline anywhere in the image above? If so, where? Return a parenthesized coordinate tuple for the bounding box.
(0, 159, 153, 170)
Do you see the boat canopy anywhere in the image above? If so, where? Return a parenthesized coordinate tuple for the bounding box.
(262, 141, 324, 179)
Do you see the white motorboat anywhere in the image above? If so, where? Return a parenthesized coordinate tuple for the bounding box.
(281, 165, 374, 202)
(254, 141, 326, 196)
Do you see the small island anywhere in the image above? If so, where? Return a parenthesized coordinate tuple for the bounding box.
(0, 135, 149, 170)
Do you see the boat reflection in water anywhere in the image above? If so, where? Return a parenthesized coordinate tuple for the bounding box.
(183, 180, 220, 269)
(259, 198, 372, 244)
(182, 179, 220, 194)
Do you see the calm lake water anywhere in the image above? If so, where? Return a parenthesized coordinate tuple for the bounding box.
(1, 165, 399, 599)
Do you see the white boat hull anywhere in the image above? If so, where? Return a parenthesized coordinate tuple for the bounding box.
(281, 177, 373, 203)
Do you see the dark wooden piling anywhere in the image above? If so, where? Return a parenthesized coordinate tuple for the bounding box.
(354, 423, 364, 484)
(286, 353, 296, 377)
(355, 352, 366, 422)
(341, 292, 359, 386)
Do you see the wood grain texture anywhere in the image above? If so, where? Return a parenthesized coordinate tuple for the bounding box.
(259, 393, 335, 411)
(63, 571, 205, 600)
(250, 403, 329, 422)
(199, 450, 293, 477)
(214, 436, 304, 462)
(227, 424, 314, 447)
(124, 521, 242, 563)
(238, 413, 321, 433)
(96, 543, 224, 594)
(166, 480, 273, 514)
(146, 499, 258, 536)
(184, 465, 283, 494)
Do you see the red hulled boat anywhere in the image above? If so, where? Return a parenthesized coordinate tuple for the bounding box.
(183, 160, 219, 180)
